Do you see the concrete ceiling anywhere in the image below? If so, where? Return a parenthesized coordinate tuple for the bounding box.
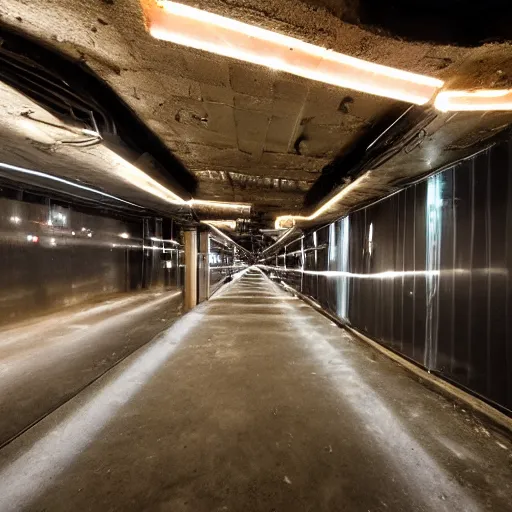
(0, 0, 511, 235)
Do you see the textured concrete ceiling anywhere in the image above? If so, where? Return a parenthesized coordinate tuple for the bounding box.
(0, 0, 511, 227)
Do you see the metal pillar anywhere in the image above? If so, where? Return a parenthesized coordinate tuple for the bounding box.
(198, 230, 210, 302)
(184, 229, 198, 311)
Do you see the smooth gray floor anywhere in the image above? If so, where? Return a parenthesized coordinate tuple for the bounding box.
(0, 289, 182, 447)
(0, 269, 511, 511)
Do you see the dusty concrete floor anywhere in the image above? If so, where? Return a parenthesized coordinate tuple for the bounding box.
(0, 269, 511, 511)
(0, 289, 183, 447)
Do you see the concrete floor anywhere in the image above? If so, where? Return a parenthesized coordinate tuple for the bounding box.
(0, 269, 511, 511)
(0, 289, 183, 447)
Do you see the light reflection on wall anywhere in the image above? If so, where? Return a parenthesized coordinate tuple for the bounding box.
(258, 135, 512, 412)
(0, 194, 182, 324)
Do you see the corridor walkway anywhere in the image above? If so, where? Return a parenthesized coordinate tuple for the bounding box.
(0, 268, 511, 511)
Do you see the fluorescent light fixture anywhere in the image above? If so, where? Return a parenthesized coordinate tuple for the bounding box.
(98, 153, 251, 212)
(108, 151, 185, 205)
(275, 173, 371, 229)
(435, 89, 512, 112)
(144, 1, 443, 105)
(187, 199, 250, 213)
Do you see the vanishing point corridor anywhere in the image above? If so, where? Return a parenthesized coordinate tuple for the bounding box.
(0, 269, 510, 511)
(1, 1, 512, 509)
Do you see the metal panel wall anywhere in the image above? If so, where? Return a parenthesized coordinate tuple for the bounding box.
(209, 237, 246, 294)
(260, 136, 512, 413)
(0, 193, 182, 325)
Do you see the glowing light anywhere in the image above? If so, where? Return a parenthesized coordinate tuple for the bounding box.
(144, 1, 443, 105)
(71, 231, 76, 236)
(0, 302, 198, 511)
(150, 237, 180, 244)
(9, 216, 21, 224)
(275, 173, 371, 229)
(98, 154, 251, 212)
(26, 235, 39, 243)
(81, 228, 86, 232)
(368, 222, 373, 256)
(87, 233, 92, 238)
(108, 152, 185, 205)
(0, 154, 250, 218)
(188, 199, 250, 213)
(257, 264, 440, 280)
(119, 232, 130, 239)
(0, 162, 141, 208)
(50, 238, 56, 246)
(435, 89, 512, 112)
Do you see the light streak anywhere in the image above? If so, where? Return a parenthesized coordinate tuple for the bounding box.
(0, 162, 142, 208)
(0, 301, 198, 512)
(275, 173, 371, 229)
(256, 264, 441, 279)
(435, 89, 512, 112)
(187, 199, 250, 213)
(144, 1, 443, 105)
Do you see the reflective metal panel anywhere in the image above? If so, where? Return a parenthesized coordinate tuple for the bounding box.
(260, 135, 512, 412)
(0, 193, 182, 325)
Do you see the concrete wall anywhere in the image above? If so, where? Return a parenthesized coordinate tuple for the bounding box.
(260, 134, 512, 414)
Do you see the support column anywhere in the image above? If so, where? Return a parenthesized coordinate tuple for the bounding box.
(198, 230, 210, 302)
(184, 229, 198, 311)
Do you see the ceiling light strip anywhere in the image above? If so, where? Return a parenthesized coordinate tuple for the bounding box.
(188, 199, 250, 212)
(275, 173, 371, 229)
(435, 89, 512, 112)
(106, 151, 252, 212)
(144, 1, 443, 105)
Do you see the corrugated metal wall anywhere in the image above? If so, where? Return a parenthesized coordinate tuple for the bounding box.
(260, 136, 512, 413)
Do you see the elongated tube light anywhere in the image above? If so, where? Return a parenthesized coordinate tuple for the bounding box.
(91, 151, 251, 212)
(143, 1, 444, 105)
(435, 89, 512, 112)
(275, 173, 372, 229)
(109, 151, 185, 204)
(188, 199, 250, 213)
(107, 153, 251, 211)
